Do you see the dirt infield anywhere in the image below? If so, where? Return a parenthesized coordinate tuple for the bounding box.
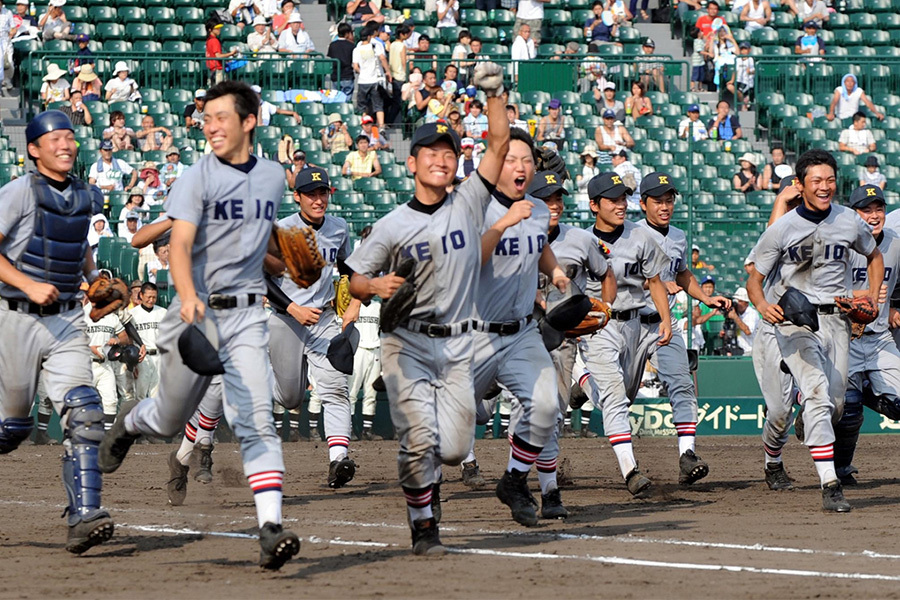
(4, 434, 900, 599)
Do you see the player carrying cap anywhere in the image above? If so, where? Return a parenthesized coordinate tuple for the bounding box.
(346, 62, 509, 555)
(576, 171, 672, 497)
(833, 184, 900, 485)
(263, 166, 358, 489)
(635, 172, 731, 485)
(745, 175, 804, 491)
(0, 109, 114, 553)
(747, 149, 884, 512)
(98, 81, 301, 568)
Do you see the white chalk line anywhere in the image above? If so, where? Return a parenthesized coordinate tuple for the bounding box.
(117, 524, 394, 548)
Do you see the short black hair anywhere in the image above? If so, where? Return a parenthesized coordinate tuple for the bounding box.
(70, 89, 82, 97)
(717, 99, 731, 109)
(337, 22, 352, 37)
(109, 110, 124, 125)
(771, 144, 784, 152)
(471, 99, 483, 110)
(796, 148, 837, 184)
(458, 29, 471, 41)
(509, 127, 538, 163)
(424, 69, 436, 78)
(396, 23, 411, 37)
(359, 23, 377, 40)
(140, 282, 158, 295)
(444, 64, 457, 76)
(203, 80, 260, 128)
(470, 36, 482, 44)
(356, 134, 369, 144)
(419, 34, 430, 43)
(152, 234, 170, 253)
(853, 111, 866, 123)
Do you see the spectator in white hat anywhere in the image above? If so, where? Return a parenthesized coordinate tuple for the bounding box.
(247, 15, 278, 53)
(39, 63, 69, 106)
(360, 114, 390, 149)
(38, 0, 72, 41)
(104, 61, 140, 103)
(733, 152, 759, 195)
(184, 89, 206, 129)
(726, 287, 759, 356)
(228, 0, 263, 28)
(456, 137, 480, 179)
(277, 12, 314, 55)
(594, 80, 625, 122)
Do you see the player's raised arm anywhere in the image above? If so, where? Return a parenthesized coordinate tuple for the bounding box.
(472, 62, 510, 186)
(865, 247, 884, 303)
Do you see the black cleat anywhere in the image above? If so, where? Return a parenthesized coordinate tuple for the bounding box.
(287, 429, 301, 443)
(764, 462, 794, 491)
(361, 429, 382, 441)
(327, 456, 356, 489)
(540, 488, 568, 519)
(678, 449, 709, 485)
(66, 512, 114, 554)
(166, 450, 189, 506)
(561, 424, 577, 439)
(461, 460, 487, 489)
(822, 480, 851, 512)
(569, 381, 588, 410)
(411, 517, 445, 556)
(258, 522, 300, 570)
(97, 415, 140, 473)
(626, 467, 652, 498)
(193, 443, 214, 484)
(496, 469, 539, 526)
(580, 425, 599, 439)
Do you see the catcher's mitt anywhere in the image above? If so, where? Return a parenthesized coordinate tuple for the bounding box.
(334, 274, 352, 316)
(835, 295, 878, 338)
(537, 146, 569, 182)
(275, 225, 327, 288)
(565, 297, 611, 338)
(87, 275, 129, 321)
(380, 256, 417, 333)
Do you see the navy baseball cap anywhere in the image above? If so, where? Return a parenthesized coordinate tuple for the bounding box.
(778, 175, 799, 194)
(640, 171, 679, 197)
(528, 171, 569, 199)
(687, 103, 700, 113)
(602, 109, 616, 119)
(587, 172, 632, 200)
(865, 155, 879, 167)
(803, 20, 819, 29)
(701, 275, 715, 285)
(849, 184, 885, 209)
(294, 166, 331, 193)
(100, 139, 113, 150)
(410, 121, 461, 155)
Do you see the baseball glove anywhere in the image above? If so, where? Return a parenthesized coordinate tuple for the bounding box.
(275, 225, 327, 288)
(472, 62, 505, 98)
(334, 274, 352, 316)
(565, 297, 611, 338)
(537, 146, 569, 182)
(87, 275, 129, 321)
(835, 295, 878, 338)
(380, 256, 417, 333)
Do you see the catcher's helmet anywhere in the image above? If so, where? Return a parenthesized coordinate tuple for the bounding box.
(26, 110, 74, 144)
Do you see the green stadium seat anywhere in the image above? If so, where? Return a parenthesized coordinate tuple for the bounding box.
(163, 40, 191, 53)
(544, 8, 571, 26)
(102, 39, 131, 52)
(354, 178, 385, 192)
(461, 8, 488, 24)
(468, 25, 498, 42)
(96, 22, 125, 41)
(183, 23, 206, 41)
(148, 7, 176, 24)
(488, 8, 514, 25)
(847, 46, 876, 58)
(175, 7, 204, 23)
(219, 24, 243, 43)
(867, 31, 892, 46)
(119, 7, 147, 23)
(133, 40, 161, 53)
(750, 27, 778, 46)
(849, 12, 878, 29)
(833, 29, 862, 46)
(88, 5, 117, 23)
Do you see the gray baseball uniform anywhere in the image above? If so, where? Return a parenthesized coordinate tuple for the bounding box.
(747, 246, 797, 460)
(884, 209, 900, 351)
(124, 153, 286, 484)
(578, 221, 668, 453)
(346, 174, 492, 493)
(753, 204, 876, 453)
(636, 220, 698, 427)
(269, 213, 352, 459)
(0, 170, 111, 536)
(472, 196, 559, 459)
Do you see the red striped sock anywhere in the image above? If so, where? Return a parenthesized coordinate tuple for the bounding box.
(810, 444, 834, 462)
(328, 435, 350, 462)
(608, 432, 632, 446)
(198, 411, 220, 432)
(184, 422, 197, 443)
(248, 470, 284, 494)
(402, 485, 434, 521)
(675, 422, 697, 437)
(507, 434, 542, 472)
(535, 458, 557, 473)
(764, 444, 783, 459)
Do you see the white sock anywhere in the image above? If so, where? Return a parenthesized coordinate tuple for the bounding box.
(407, 503, 433, 522)
(765, 452, 783, 466)
(463, 450, 476, 464)
(253, 490, 283, 528)
(537, 470, 558, 495)
(175, 436, 195, 464)
(678, 435, 695, 455)
(329, 446, 347, 462)
(814, 461, 837, 487)
(612, 443, 637, 479)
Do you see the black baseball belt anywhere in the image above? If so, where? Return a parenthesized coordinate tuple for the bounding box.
(207, 293, 258, 310)
(2, 298, 80, 316)
(471, 315, 533, 336)
(404, 319, 470, 338)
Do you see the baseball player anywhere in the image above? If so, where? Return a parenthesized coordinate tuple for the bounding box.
(349, 296, 382, 440)
(576, 172, 671, 497)
(0, 109, 114, 553)
(833, 185, 900, 485)
(635, 172, 731, 484)
(519, 171, 616, 516)
(468, 132, 573, 528)
(130, 282, 166, 399)
(128, 215, 224, 501)
(98, 81, 300, 569)
(263, 166, 357, 489)
(346, 62, 509, 555)
(747, 149, 883, 512)
(746, 176, 803, 491)
(84, 294, 127, 428)
(565, 352, 596, 437)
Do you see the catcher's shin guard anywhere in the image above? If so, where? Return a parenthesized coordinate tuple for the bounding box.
(0, 417, 33, 453)
(61, 386, 107, 523)
(834, 389, 865, 476)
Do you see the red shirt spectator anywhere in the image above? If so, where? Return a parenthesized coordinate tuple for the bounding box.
(206, 26, 224, 72)
(695, 0, 719, 35)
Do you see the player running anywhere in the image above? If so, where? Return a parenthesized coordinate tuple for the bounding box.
(747, 149, 883, 512)
(0, 109, 114, 553)
(635, 172, 731, 484)
(98, 81, 301, 568)
(346, 63, 508, 555)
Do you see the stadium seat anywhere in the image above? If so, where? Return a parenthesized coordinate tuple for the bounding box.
(119, 7, 147, 23)
(489, 8, 515, 25)
(95, 22, 125, 41)
(175, 7, 205, 24)
(88, 5, 117, 23)
(148, 7, 176, 24)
